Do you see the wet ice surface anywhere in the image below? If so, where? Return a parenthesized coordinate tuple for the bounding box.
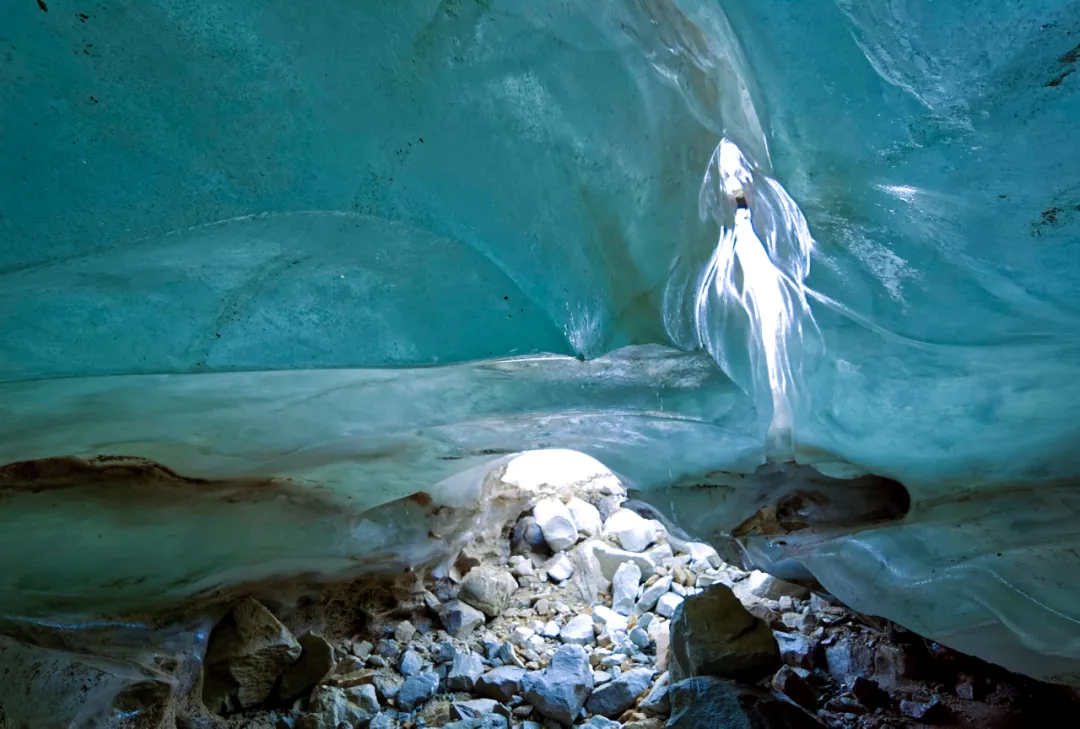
(2, 0, 1080, 689)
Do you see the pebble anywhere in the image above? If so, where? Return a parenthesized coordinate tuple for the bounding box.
(532, 498, 580, 552)
(655, 593, 683, 618)
(603, 509, 659, 553)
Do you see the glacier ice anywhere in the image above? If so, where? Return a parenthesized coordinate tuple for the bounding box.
(2, 0, 1080, 687)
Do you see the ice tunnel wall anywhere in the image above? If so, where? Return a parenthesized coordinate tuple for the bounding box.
(3, 0, 1080, 684)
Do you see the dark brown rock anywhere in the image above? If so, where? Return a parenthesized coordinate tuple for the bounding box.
(772, 665, 818, 710)
(851, 676, 891, 710)
(276, 633, 335, 701)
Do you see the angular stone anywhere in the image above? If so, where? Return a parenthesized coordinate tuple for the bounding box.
(603, 509, 658, 553)
(202, 597, 302, 714)
(584, 666, 654, 717)
(667, 676, 825, 729)
(669, 584, 779, 683)
(584, 539, 657, 581)
(638, 671, 670, 715)
(460, 565, 517, 618)
(343, 683, 380, 713)
(824, 636, 874, 681)
(772, 665, 817, 710)
(591, 605, 629, 633)
(295, 685, 373, 729)
(451, 697, 499, 719)
(545, 552, 575, 582)
(511, 515, 550, 555)
(441, 600, 486, 636)
(396, 671, 439, 711)
(612, 561, 642, 615)
(851, 675, 892, 710)
(533, 498, 579, 552)
(398, 648, 423, 677)
(472, 666, 522, 702)
(393, 620, 417, 644)
(566, 497, 603, 537)
(522, 644, 594, 726)
(559, 613, 595, 645)
(447, 650, 485, 691)
(775, 631, 815, 670)
(733, 571, 810, 602)
(655, 593, 682, 618)
(635, 576, 672, 615)
(276, 632, 335, 701)
(629, 626, 650, 648)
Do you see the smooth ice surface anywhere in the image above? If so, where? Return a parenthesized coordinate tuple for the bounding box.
(3, 0, 1080, 682)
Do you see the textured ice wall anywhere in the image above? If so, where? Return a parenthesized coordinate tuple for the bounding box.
(3, 0, 1080, 682)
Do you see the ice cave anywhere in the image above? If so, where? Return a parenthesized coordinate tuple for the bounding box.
(1, 0, 1079, 727)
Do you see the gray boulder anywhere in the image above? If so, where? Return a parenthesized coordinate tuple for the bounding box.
(584, 666, 654, 717)
(202, 597, 301, 714)
(474, 665, 526, 703)
(667, 676, 825, 729)
(669, 584, 780, 683)
(396, 671, 439, 711)
(522, 644, 594, 725)
(441, 600, 487, 636)
(460, 565, 518, 618)
(447, 649, 485, 691)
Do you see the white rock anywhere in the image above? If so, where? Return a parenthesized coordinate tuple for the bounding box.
(591, 605, 629, 633)
(603, 509, 658, 553)
(634, 576, 672, 615)
(584, 540, 657, 581)
(526, 635, 547, 653)
(509, 555, 535, 577)
(566, 497, 603, 537)
(593, 669, 613, 684)
(655, 593, 683, 619)
(637, 613, 655, 631)
(533, 498, 579, 552)
(690, 558, 713, 574)
(629, 626, 651, 648)
(671, 582, 687, 597)
(644, 543, 674, 568)
(559, 614, 595, 645)
(600, 653, 627, 667)
(542, 620, 561, 638)
(733, 570, 811, 601)
(687, 542, 722, 568)
(545, 553, 575, 582)
(611, 561, 642, 616)
(510, 626, 536, 647)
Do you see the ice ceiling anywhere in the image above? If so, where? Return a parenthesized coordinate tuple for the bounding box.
(2, 0, 1080, 684)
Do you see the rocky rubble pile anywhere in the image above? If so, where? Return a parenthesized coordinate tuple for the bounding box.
(192, 481, 1080, 729)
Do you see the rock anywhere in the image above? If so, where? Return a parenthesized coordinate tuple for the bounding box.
(276, 632, 335, 701)
(419, 700, 453, 727)
(444, 718, 509, 729)
(772, 665, 817, 710)
(510, 626, 536, 647)
(202, 597, 302, 714)
(352, 640, 374, 660)
(441, 600, 487, 636)
(667, 676, 825, 729)
(669, 584, 780, 683)
(509, 555, 535, 577)
(851, 675, 892, 710)
(451, 697, 499, 719)
(393, 620, 417, 644)
(559, 613, 595, 645)
(296, 685, 372, 729)
(687, 542, 722, 568)
(644, 543, 674, 569)
(899, 697, 947, 722)
(447, 650, 485, 691)
(566, 497, 603, 537)
(591, 605, 629, 633)
(370, 712, 395, 729)
(825, 697, 867, 715)
(824, 636, 874, 681)
(775, 631, 815, 670)
(398, 648, 423, 677)
(370, 669, 404, 700)
(874, 643, 917, 686)
(651, 620, 671, 673)
(612, 561, 642, 615)
(584, 666, 654, 717)
(522, 644, 594, 726)
(460, 565, 517, 618)
(733, 571, 810, 601)
(435, 641, 457, 663)
(542, 620, 561, 638)
(374, 638, 400, 660)
(603, 509, 658, 552)
(584, 539, 657, 581)
(782, 611, 818, 634)
(511, 515, 550, 555)
(475, 665, 526, 703)
(638, 672, 670, 715)
(343, 683, 380, 713)
(533, 497, 579, 552)
(499, 641, 526, 668)
(623, 720, 665, 729)
(581, 717, 621, 729)
(629, 626, 650, 648)
(546, 553, 575, 582)
(396, 671, 439, 711)
(634, 576, 672, 615)
(655, 593, 683, 618)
